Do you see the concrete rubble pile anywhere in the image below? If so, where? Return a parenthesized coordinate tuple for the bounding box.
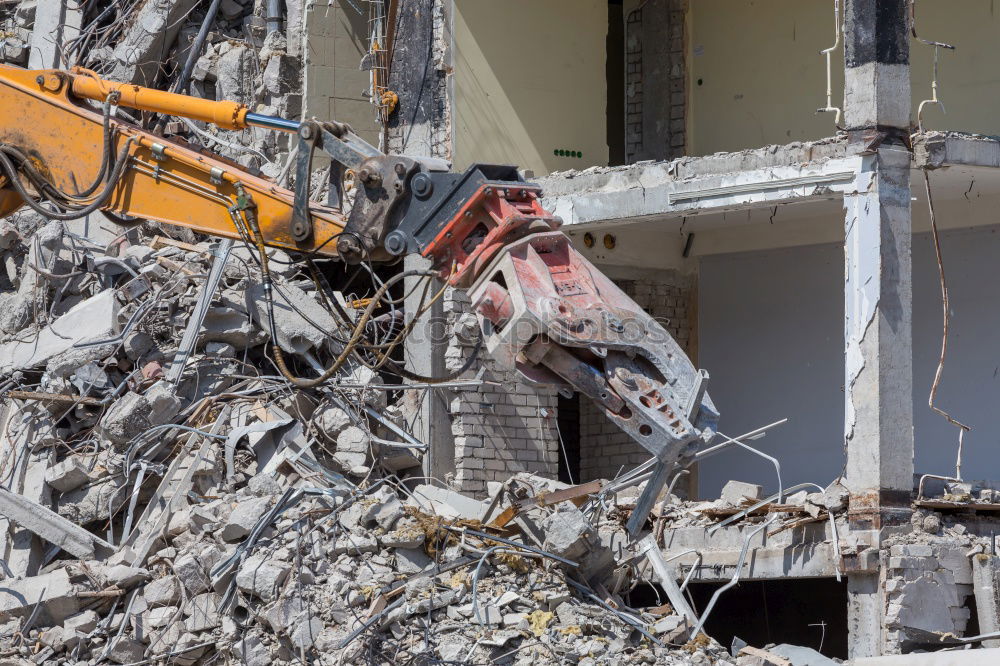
(0, 212, 757, 665)
(0, 208, 857, 665)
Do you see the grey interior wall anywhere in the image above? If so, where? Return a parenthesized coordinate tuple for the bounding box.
(698, 224, 1000, 499)
(699, 243, 844, 499)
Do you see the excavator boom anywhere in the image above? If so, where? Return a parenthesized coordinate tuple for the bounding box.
(0, 65, 344, 256)
(0, 66, 720, 534)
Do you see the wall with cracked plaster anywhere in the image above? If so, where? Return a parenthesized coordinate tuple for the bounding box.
(699, 223, 1000, 498)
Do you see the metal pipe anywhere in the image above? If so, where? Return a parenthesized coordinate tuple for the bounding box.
(266, 0, 284, 34)
(174, 0, 223, 96)
(694, 419, 787, 461)
(440, 526, 579, 568)
(910, 0, 956, 132)
(816, 0, 842, 125)
(917, 473, 962, 500)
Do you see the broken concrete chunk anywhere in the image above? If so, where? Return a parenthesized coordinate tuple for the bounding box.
(336, 425, 370, 453)
(56, 476, 127, 527)
(315, 404, 352, 441)
(221, 496, 272, 541)
(262, 595, 307, 633)
(236, 553, 290, 601)
(408, 484, 486, 521)
(174, 552, 212, 596)
(144, 380, 182, 425)
(43, 457, 94, 493)
(289, 615, 324, 651)
(0, 289, 118, 373)
(200, 305, 256, 349)
(246, 278, 340, 354)
(0, 569, 78, 624)
(542, 506, 598, 564)
(102, 564, 150, 589)
(63, 609, 98, 635)
(374, 495, 404, 530)
(395, 547, 432, 574)
(109, 0, 199, 85)
(736, 646, 792, 666)
(106, 637, 145, 664)
(184, 592, 221, 632)
(98, 391, 152, 448)
(148, 605, 179, 629)
(144, 575, 181, 606)
(333, 534, 378, 556)
(720, 480, 763, 506)
(785, 490, 809, 506)
(173, 632, 208, 664)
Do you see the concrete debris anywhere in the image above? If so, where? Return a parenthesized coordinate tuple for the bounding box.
(720, 479, 764, 506)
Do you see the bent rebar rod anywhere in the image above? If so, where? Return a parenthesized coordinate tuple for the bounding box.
(691, 518, 774, 638)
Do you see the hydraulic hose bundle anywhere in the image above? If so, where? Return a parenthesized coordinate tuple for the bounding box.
(0, 97, 133, 221)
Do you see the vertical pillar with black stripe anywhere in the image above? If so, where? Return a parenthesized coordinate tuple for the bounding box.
(842, 0, 913, 658)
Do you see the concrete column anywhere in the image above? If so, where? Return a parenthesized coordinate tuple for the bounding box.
(842, 1, 912, 658)
(842, 0, 913, 531)
(28, 0, 82, 70)
(391, 0, 455, 481)
(847, 573, 884, 659)
(971, 554, 1000, 648)
(403, 254, 452, 483)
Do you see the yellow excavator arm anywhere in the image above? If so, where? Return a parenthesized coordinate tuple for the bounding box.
(0, 65, 345, 256)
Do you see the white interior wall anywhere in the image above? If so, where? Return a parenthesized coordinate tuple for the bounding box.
(698, 224, 1000, 499)
(689, 0, 1000, 155)
(452, 0, 609, 176)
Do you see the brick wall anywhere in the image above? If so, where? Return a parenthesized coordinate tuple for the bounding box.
(626, 0, 687, 163)
(444, 290, 560, 498)
(578, 272, 695, 482)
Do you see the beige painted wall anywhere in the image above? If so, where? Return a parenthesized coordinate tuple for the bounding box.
(689, 0, 1000, 156)
(304, 0, 381, 148)
(452, 0, 609, 176)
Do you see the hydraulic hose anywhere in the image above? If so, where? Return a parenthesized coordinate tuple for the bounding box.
(0, 139, 135, 221)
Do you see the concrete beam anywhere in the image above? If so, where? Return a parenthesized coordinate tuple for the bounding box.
(541, 153, 859, 230)
(0, 487, 113, 561)
(660, 522, 844, 582)
(914, 132, 1000, 170)
(665, 543, 843, 583)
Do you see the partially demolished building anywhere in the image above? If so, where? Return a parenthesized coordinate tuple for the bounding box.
(0, 0, 998, 665)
